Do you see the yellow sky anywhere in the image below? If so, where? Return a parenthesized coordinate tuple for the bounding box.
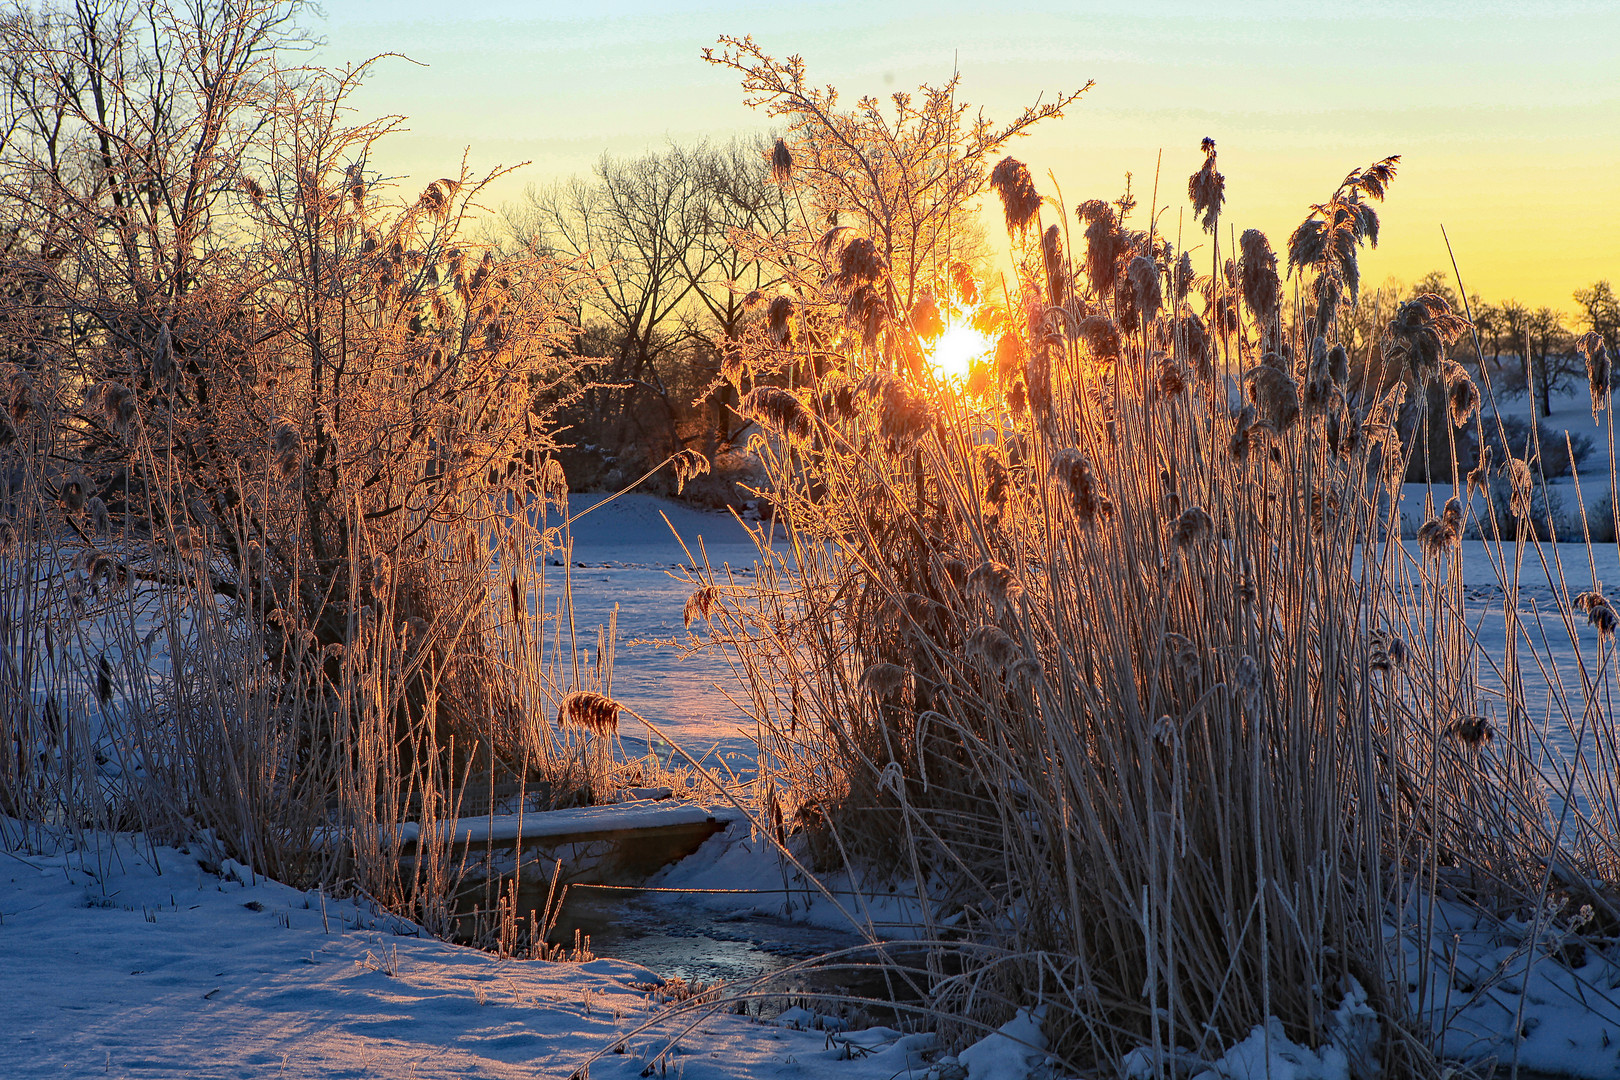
(317, 0, 1619, 317)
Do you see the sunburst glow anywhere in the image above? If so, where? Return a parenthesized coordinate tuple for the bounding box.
(926, 321, 994, 385)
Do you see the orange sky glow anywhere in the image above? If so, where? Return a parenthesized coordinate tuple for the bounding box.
(318, 1, 1619, 318)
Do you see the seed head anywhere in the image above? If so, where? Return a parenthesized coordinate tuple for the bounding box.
(1445, 715, 1493, 748)
(540, 457, 569, 509)
(1386, 294, 1470, 382)
(1163, 632, 1201, 679)
(859, 661, 907, 699)
(967, 624, 1018, 672)
(966, 559, 1023, 609)
(910, 291, 943, 340)
(1467, 446, 1494, 501)
(931, 557, 968, 596)
(993, 333, 1026, 386)
(740, 386, 812, 445)
(271, 420, 302, 480)
(1077, 315, 1123, 362)
(1229, 403, 1258, 462)
(844, 284, 889, 345)
(1239, 230, 1281, 331)
(1577, 331, 1611, 422)
(1187, 137, 1225, 233)
(1505, 457, 1533, 518)
(152, 323, 175, 382)
(978, 447, 1011, 511)
(88, 497, 110, 536)
(1128, 255, 1163, 324)
(1076, 200, 1125, 299)
(1172, 505, 1214, 548)
(1369, 628, 1407, 672)
(558, 690, 621, 735)
(770, 138, 794, 185)
(1179, 312, 1212, 379)
(766, 295, 797, 346)
(1443, 362, 1480, 428)
(1310, 489, 1341, 536)
(1051, 448, 1110, 525)
(670, 448, 710, 494)
(861, 372, 932, 450)
(1158, 357, 1189, 398)
(950, 261, 979, 306)
(835, 236, 886, 288)
(1041, 224, 1067, 305)
(989, 157, 1042, 236)
(1416, 501, 1461, 557)
(1576, 591, 1618, 638)
(1235, 654, 1262, 713)
(683, 584, 719, 628)
(60, 474, 88, 513)
(96, 654, 113, 705)
(1244, 365, 1300, 432)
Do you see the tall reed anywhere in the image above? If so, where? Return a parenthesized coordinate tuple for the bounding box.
(697, 43, 1601, 1073)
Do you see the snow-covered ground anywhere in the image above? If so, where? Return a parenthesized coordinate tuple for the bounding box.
(549, 492, 779, 776)
(12, 462, 1620, 1079)
(0, 823, 955, 1080)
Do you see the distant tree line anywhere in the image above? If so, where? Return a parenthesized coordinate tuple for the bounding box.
(501, 130, 995, 497)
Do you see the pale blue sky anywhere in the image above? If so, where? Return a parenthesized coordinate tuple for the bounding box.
(315, 0, 1620, 311)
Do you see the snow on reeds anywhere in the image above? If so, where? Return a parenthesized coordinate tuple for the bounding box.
(690, 40, 1620, 1076)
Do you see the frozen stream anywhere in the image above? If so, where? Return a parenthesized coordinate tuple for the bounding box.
(545, 492, 779, 777)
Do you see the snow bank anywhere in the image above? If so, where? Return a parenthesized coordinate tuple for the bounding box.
(958, 1007, 1048, 1080)
(646, 820, 937, 937)
(0, 824, 947, 1080)
(322, 797, 746, 847)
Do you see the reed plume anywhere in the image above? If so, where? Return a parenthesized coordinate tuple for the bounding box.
(1385, 293, 1470, 382)
(741, 386, 812, 445)
(989, 157, 1042, 235)
(1128, 255, 1162, 324)
(271, 420, 301, 480)
(670, 448, 710, 494)
(1244, 365, 1300, 432)
(965, 559, 1022, 609)
(683, 585, 719, 628)
(1077, 314, 1122, 362)
(1239, 229, 1281, 331)
(1172, 505, 1214, 548)
(771, 137, 794, 184)
(1416, 497, 1463, 556)
(1077, 200, 1125, 299)
(1187, 137, 1225, 233)
(1445, 716, 1493, 748)
(558, 691, 621, 736)
(859, 661, 907, 698)
(1179, 312, 1212, 378)
(1042, 225, 1066, 306)
(1051, 448, 1110, 524)
(1444, 361, 1480, 428)
(1576, 591, 1618, 638)
(767, 295, 797, 346)
(1577, 331, 1611, 421)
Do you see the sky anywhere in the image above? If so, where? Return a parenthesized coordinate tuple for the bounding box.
(315, 0, 1619, 317)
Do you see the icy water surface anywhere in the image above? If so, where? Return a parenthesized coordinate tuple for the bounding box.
(548, 493, 781, 777)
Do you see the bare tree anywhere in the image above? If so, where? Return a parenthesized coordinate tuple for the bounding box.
(0, 0, 583, 870)
(515, 149, 708, 467)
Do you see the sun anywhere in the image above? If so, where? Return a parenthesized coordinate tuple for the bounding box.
(925, 321, 994, 386)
